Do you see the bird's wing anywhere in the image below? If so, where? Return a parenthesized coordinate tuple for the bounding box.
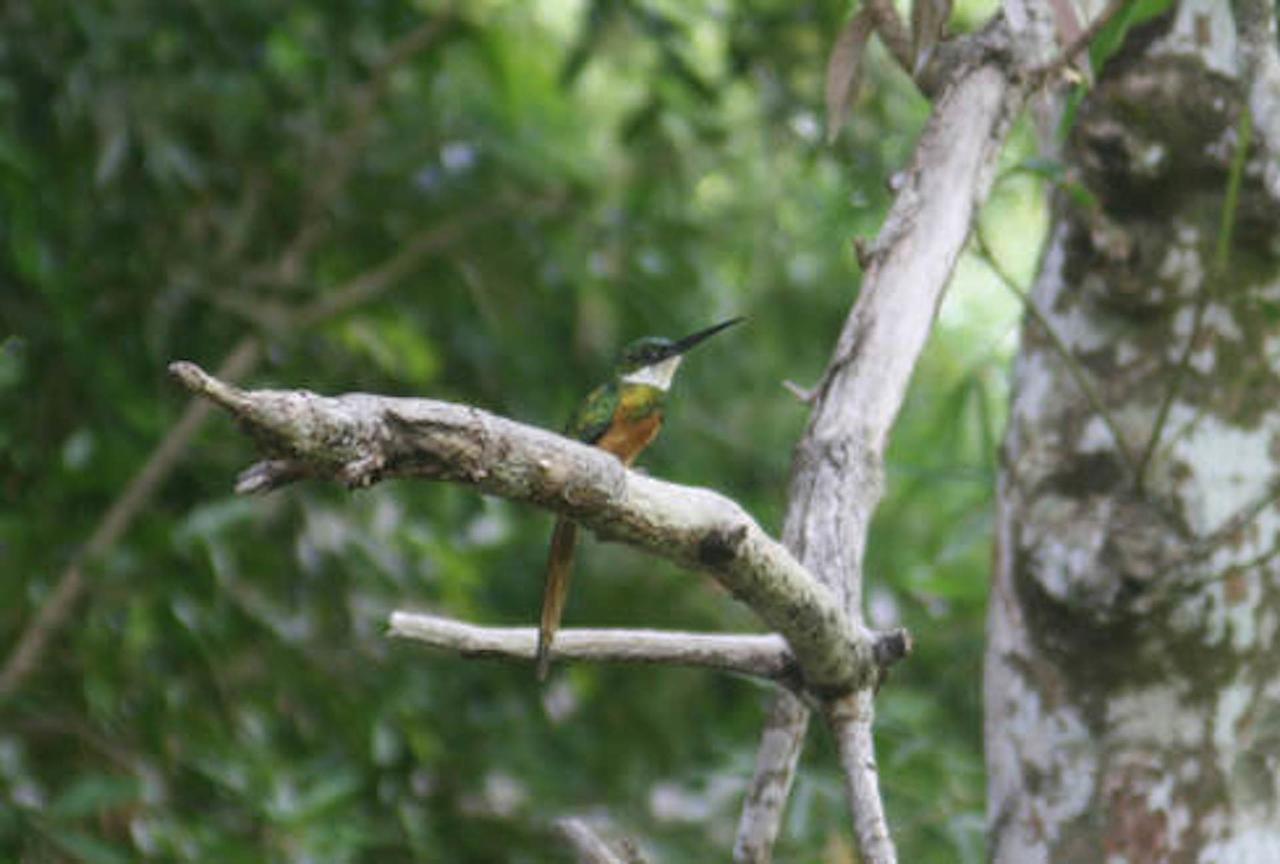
(565, 381, 619, 444)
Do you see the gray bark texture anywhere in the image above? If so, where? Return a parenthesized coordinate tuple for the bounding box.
(166, 361, 911, 695)
(987, 2, 1280, 861)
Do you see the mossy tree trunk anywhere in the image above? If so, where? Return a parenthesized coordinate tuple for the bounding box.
(987, 2, 1280, 860)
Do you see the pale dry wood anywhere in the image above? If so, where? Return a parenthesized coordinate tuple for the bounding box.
(168, 362, 913, 694)
(389, 612, 798, 683)
(824, 692, 894, 864)
(554, 818, 643, 864)
(735, 1, 1079, 853)
(732, 690, 809, 862)
(735, 41, 1020, 864)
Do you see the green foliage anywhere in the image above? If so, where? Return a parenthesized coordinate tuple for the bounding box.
(1, 0, 1036, 860)
(1057, 0, 1177, 143)
(1087, 0, 1177, 72)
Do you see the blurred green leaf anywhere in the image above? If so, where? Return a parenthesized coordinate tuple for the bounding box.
(1087, 0, 1175, 72)
(0, 1, 1035, 860)
(47, 829, 134, 864)
(47, 774, 140, 821)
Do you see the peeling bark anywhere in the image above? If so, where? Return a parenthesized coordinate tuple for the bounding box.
(988, 3, 1280, 860)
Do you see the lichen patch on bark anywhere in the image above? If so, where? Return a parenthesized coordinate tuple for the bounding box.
(988, 6, 1280, 858)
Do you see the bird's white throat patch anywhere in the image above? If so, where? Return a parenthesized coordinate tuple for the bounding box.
(622, 355, 682, 391)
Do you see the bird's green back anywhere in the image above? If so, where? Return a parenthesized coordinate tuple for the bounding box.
(565, 381, 620, 444)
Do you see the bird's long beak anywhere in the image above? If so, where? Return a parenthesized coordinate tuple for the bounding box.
(670, 316, 745, 357)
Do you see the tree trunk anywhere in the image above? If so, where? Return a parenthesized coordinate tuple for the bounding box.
(987, 2, 1280, 860)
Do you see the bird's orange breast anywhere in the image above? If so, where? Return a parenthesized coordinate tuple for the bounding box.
(596, 412, 663, 465)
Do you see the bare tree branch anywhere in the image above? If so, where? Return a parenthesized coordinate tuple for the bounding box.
(554, 818, 644, 864)
(733, 690, 809, 862)
(823, 692, 894, 864)
(391, 611, 912, 688)
(169, 353, 926, 864)
(389, 612, 800, 684)
(736, 30, 1022, 862)
(168, 362, 905, 694)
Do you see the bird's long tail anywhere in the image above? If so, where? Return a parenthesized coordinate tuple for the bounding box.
(536, 518, 578, 680)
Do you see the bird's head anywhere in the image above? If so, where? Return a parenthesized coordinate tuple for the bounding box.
(616, 317, 743, 390)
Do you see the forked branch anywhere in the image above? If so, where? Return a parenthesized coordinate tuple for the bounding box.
(390, 611, 909, 691)
(169, 361, 911, 694)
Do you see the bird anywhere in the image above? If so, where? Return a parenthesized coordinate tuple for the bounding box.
(535, 316, 744, 679)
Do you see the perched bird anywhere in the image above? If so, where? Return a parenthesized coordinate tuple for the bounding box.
(536, 317, 744, 679)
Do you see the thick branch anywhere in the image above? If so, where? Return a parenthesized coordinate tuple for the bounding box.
(737, 32, 1019, 863)
(169, 362, 886, 694)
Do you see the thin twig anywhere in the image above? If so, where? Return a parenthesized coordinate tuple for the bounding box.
(972, 226, 1138, 475)
(554, 818, 639, 864)
(732, 691, 809, 863)
(389, 612, 797, 683)
(823, 692, 896, 864)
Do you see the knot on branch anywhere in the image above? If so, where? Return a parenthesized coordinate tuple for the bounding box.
(338, 452, 388, 488)
(872, 628, 912, 670)
(698, 523, 748, 567)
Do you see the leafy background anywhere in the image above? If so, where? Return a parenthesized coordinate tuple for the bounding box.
(1, 0, 1045, 860)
